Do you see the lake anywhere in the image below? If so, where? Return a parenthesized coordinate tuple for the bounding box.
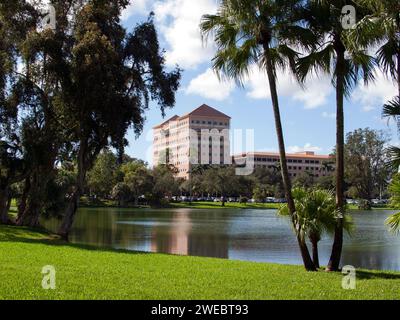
(43, 208, 400, 271)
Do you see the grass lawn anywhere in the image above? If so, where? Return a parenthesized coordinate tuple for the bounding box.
(1, 225, 400, 300)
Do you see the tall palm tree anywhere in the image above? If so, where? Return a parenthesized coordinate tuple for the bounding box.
(278, 187, 352, 268)
(351, 1, 400, 232)
(200, 0, 317, 270)
(296, 0, 375, 271)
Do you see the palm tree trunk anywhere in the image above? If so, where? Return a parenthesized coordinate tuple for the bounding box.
(327, 45, 346, 272)
(309, 233, 320, 269)
(397, 51, 400, 98)
(264, 46, 316, 271)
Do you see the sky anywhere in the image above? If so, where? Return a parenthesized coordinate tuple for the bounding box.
(121, 0, 399, 166)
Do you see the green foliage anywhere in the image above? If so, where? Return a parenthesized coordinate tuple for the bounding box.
(111, 182, 131, 207)
(278, 187, 352, 241)
(386, 212, 400, 234)
(151, 165, 180, 204)
(121, 161, 153, 204)
(87, 150, 120, 199)
(386, 174, 400, 233)
(344, 128, 392, 202)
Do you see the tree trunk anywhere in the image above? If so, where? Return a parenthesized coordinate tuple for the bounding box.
(397, 51, 400, 98)
(309, 233, 320, 269)
(58, 189, 80, 241)
(327, 43, 346, 272)
(58, 140, 92, 240)
(0, 187, 10, 225)
(17, 178, 30, 221)
(16, 171, 43, 228)
(264, 45, 316, 271)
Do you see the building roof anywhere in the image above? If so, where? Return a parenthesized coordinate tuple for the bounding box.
(181, 104, 231, 119)
(153, 104, 231, 129)
(234, 151, 333, 160)
(153, 115, 179, 129)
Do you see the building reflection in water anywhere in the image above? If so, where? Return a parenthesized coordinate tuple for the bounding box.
(150, 209, 229, 259)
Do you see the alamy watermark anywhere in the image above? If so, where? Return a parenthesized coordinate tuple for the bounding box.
(37, 3, 57, 31)
(341, 5, 357, 30)
(41, 265, 56, 290)
(342, 265, 356, 290)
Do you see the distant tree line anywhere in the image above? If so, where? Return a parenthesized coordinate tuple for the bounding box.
(79, 126, 392, 208)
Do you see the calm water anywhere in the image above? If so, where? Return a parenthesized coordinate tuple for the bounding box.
(43, 208, 400, 271)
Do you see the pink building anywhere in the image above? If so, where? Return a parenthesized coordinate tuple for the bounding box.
(233, 151, 334, 178)
(153, 104, 231, 179)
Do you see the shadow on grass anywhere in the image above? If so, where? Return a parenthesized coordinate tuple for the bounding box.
(356, 270, 400, 280)
(0, 225, 150, 256)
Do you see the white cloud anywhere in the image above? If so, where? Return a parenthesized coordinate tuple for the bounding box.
(353, 69, 397, 112)
(186, 68, 235, 101)
(153, 0, 217, 69)
(121, 0, 149, 21)
(245, 66, 333, 109)
(288, 143, 322, 153)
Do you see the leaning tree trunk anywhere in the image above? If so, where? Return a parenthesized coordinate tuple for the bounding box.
(327, 44, 346, 272)
(0, 187, 11, 225)
(58, 140, 96, 241)
(16, 170, 45, 228)
(264, 46, 316, 271)
(17, 178, 30, 222)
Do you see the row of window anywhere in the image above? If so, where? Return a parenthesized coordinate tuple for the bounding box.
(254, 157, 321, 164)
(191, 120, 229, 126)
(256, 164, 328, 172)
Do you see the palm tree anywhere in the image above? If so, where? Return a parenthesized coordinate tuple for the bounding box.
(352, 0, 399, 96)
(386, 174, 400, 233)
(351, 1, 400, 232)
(278, 187, 352, 268)
(200, 0, 317, 270)
(349, 1, 400, 166)
(296, 0, 375, 271)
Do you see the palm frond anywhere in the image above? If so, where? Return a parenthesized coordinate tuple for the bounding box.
(377, 40, 399, 80)
(386, 212, 400, 234)
(296, 44, 334, 83)
(386, 146, 400, 171)
(382, 96, 400, 127)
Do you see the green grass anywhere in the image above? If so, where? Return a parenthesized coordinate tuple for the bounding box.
(0, 225, 400, 300)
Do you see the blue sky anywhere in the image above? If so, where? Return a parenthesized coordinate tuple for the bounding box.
(121, 0, 398, 165)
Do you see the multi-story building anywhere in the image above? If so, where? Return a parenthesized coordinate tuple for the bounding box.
(233, 151, 334, 178)
(153, 104, 231, 179)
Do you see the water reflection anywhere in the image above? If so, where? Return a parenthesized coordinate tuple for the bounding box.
(42, 208, 400, 271)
